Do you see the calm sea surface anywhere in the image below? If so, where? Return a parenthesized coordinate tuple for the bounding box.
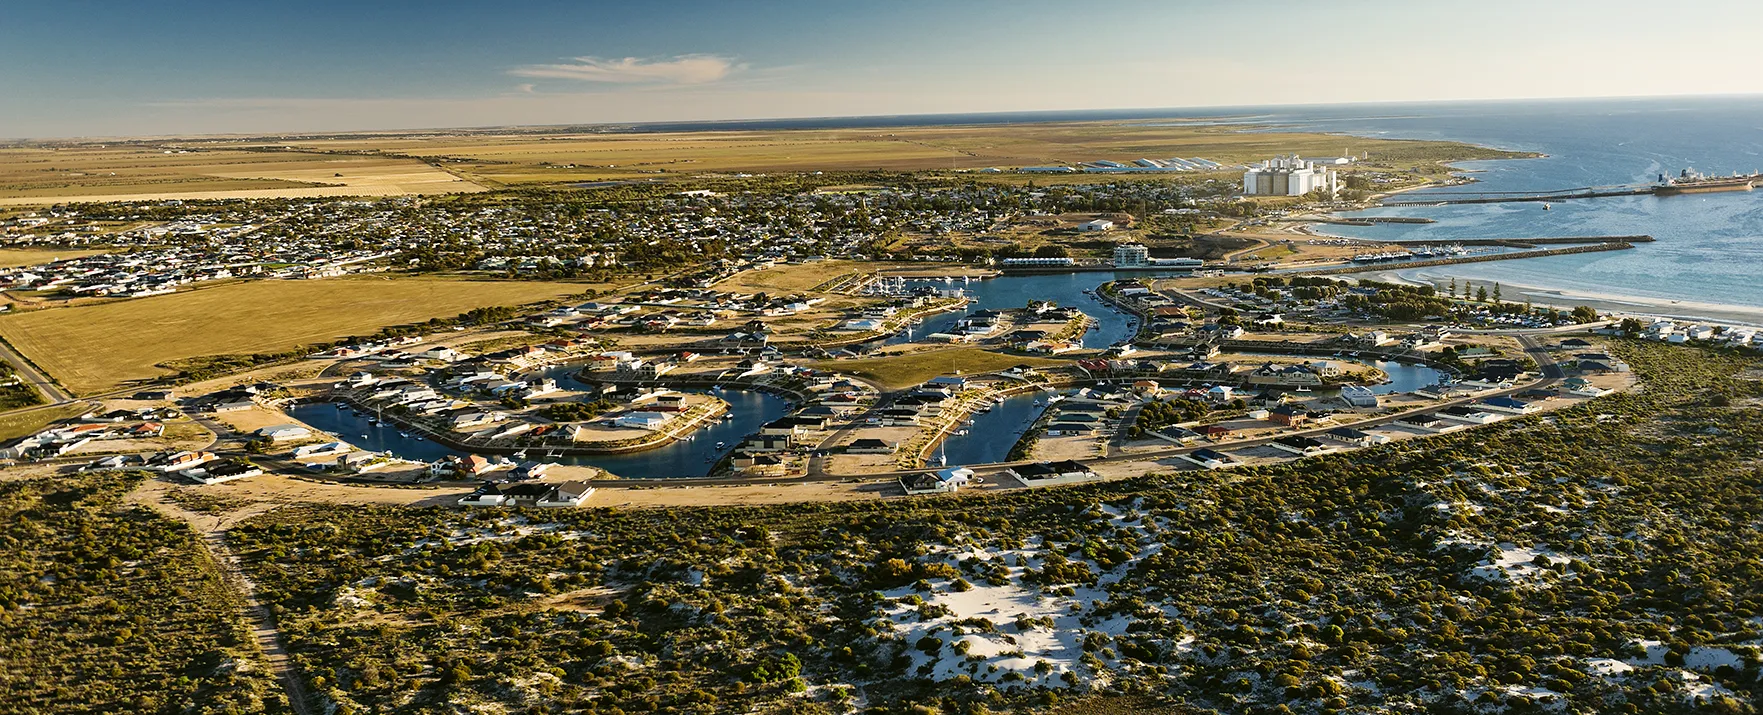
(1269, 96, 1763, 309)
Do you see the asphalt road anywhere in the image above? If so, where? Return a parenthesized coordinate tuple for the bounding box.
(0, 335, 73, 405)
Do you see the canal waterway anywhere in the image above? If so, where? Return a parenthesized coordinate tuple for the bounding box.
(935, 391, 1050, 467)
(287, 387, 792, 479)
(885, 271, 1197, 348)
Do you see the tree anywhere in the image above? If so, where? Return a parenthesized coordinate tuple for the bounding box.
(1448, 278, 1457, 297)
(1033, 244, 1070, 258)
(1476, 286, 1489, 302)
(1619, 317, 1644, 335)
(1571, 305, 1600, 324)
(1491, 284, 1502, 303)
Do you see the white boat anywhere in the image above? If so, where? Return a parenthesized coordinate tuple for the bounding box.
(715, 441, 726, 449)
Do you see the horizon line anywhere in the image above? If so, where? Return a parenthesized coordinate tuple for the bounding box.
(7, 91, 1762, 144)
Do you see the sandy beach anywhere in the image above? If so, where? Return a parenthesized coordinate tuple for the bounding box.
(1350, 268, 1763, 327)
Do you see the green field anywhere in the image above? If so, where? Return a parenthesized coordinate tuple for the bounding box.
(811, 347, 1064, 389)
(0, 276, 593, 395)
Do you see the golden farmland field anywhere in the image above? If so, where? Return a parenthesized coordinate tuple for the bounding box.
(0, 120, 1521, 204)
(0, 248, 110, 268)
(0, 144, 483, 205)
(0, 276, 591, 395)
(267, 121, 1520, 186)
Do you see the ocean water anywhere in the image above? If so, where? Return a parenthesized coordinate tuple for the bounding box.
(1269, 96, 1763, 310)
(672, 97, 1763, 312)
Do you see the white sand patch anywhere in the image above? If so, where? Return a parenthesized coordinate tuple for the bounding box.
(869, 521, 1158, 689)
(1469, 543, 1565, 581)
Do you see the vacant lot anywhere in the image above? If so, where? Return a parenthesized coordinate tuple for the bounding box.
(0, 145, 483, 205)
(0, 276, 588, 395)
(812, 347, 1064, 389)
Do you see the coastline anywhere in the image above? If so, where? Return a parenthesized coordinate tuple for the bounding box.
(1349, 268, 1763, 327)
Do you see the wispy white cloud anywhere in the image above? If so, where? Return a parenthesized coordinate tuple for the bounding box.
(509, 54, 742, 85)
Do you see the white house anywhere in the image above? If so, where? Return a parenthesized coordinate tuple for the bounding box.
(1081, 219, 1115, 232)
(255, 424, 312, 442)
(615, 411, 671, 430)
(900, 467, 973, 495)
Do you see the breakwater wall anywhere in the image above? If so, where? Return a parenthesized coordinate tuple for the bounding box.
(1303, 241, 1635, 277)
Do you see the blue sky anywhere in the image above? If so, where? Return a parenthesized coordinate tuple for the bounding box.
(4, 0, 1761, 137)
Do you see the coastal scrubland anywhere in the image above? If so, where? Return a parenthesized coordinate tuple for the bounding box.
(208, 340, 1763, 713)
(0, 275, 591, 394)
(0, 471, 286, 713)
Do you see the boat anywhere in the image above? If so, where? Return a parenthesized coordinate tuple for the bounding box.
(399, 431, 410, 438)
(513, 449, 528, 459)
(715, 441, 726, 449)
(1654, 169, 1758, 196)
(1541, 202, 1551, 210)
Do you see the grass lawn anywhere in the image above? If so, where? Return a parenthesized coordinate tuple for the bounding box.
(0, 403, 89, 442)
(811, 348, 1065, 390)
(0, 276, 593, 395)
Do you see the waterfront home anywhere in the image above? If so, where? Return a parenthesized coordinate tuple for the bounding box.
(734, 454, 787, 477)
(1271, 435, 1332, 457)
(1207, 385, 1235, 403)
(255, 424, 313, 442)
(742, 435, 797, 453)
(901, 466, 974, 495)
(1182, 448, 1236, 470)
(615, 412, 671, 430)
(294, 442, 351, 459)
(1339, 385, 1378, 408)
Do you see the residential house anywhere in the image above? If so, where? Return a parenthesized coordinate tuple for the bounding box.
(901, 466, 974, 495)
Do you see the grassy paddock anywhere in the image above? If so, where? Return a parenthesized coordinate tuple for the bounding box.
(0, 403, 90, 441)
(811, 347, 1064, 389)
(0, 276, 591, 395)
